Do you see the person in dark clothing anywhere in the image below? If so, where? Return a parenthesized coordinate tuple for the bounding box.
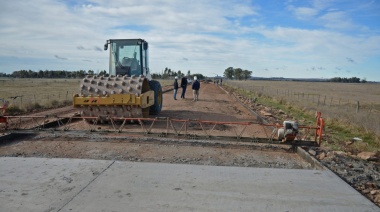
(192, 76, 200, 101)
(180, 77, 188, 99)
(173, 76, 179, 100)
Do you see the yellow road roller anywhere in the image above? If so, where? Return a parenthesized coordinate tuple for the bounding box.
(73, 39, 162, 122)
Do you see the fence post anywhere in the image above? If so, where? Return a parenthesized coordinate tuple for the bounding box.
(66, 91, 69, 101)
(330, 97, 333, 107)
(323, 96, 326, 105)
(317, 95, 320, 105)
(356, 101, 360, 113)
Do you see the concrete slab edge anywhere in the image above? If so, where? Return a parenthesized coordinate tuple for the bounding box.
(296, 146, 325, 170)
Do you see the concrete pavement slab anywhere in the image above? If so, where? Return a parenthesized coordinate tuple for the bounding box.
(60, 161, 378, 212)
(0, 157, 113, 212)
(0, 157, 378, 212)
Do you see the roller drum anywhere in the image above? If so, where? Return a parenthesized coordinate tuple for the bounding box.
(78, 75, 150, 121)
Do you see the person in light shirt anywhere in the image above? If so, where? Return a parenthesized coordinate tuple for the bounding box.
(192, 76, 200, 102)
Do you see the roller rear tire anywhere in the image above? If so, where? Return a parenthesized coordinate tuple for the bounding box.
(149, 80, 162, 115)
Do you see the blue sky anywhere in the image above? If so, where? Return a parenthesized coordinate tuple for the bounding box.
(0, 0, 379, 80)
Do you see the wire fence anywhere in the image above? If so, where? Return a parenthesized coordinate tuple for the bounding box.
(225, 81, 380, 136)
(5, 91, 76, 111)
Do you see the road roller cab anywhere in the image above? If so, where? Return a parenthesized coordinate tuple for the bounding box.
(104, 39, 151, 79)
(73, 39, 163, 121)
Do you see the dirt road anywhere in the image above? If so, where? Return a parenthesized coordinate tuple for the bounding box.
(161, 82, 254, 122)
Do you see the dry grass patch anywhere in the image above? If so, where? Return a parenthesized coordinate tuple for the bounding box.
(224, 80, 380, 152)
(0, 78, 80, 112)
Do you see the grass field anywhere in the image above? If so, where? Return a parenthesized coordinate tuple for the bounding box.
(225, 80, 380, 152)
(226, 80, 380, 109)
(0, 78, 80, 110)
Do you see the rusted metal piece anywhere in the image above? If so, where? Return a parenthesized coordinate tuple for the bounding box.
(0, 99, 9, 130)
(3, 112, 324, 147)
(315, 111, 325, 146)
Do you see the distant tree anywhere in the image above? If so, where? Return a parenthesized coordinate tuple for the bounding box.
(162, 67, 168, 79)
(177, 70, 183, 78)
(12, 70, 29, 78)
(234, 68, 243, 80)
(37, 70, 44, 78)
(98, 70, 107, 76)
(193, 73, 205, 80)
(29, 70, 37, 78)
(187, 70, 191, 77)
(77, 70, 87, 78)
(152, 73, 162, 79)
(162, 67, 180, 79)
(242, 70, 252, 80)
(329, 76, 363, 83)
(224, 67, 234, 79)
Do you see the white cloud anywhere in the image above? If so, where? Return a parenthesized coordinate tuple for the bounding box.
(0, 0, 379, 80)
(288, 6, 319, 19)
(318, 11, 361, 31)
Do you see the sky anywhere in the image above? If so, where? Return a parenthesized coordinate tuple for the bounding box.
(0, 0, 379, 81)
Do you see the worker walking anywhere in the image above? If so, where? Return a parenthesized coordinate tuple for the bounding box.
(180, 77, 188, 99)
(173, 76, 179, 100)
(192, 76, 200, 101)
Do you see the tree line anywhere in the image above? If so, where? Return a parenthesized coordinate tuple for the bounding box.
(222, 67, 368, 83)
(0, 68, 206, 80)
(0, 69, 107, 78)
(0, 69, 368, 83)
(223, 67, 252, 80)
(329, 77, 366, 83)
(151, 67, 205, 80)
